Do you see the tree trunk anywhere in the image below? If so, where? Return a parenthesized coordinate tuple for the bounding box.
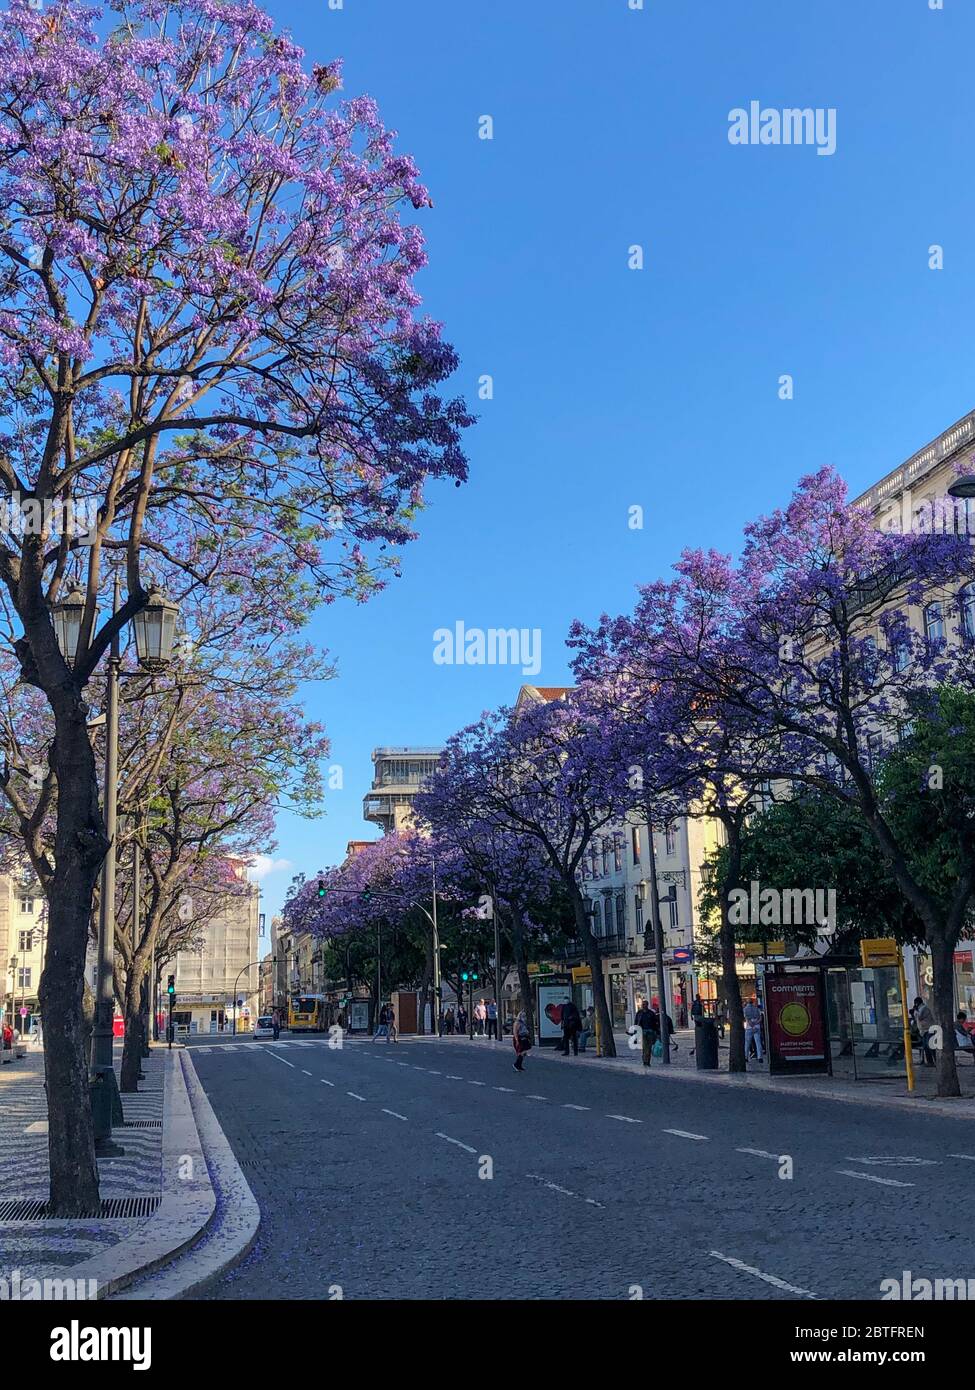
(930, 933, 961, 1098)
(570, 881, 615, 1056)
(718, 824, 746, 1073)
(41, 699, 107, 1214)
(510, 905, 535, 1041)
(120, 961, 147, 1093)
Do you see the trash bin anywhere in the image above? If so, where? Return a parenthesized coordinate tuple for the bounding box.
(695, 1018, 719, 1069)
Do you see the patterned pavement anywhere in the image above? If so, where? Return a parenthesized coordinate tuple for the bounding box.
(0, 1043, 164, 1282)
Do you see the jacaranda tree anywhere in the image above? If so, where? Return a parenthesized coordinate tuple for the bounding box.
(0, 0, 471, 1211)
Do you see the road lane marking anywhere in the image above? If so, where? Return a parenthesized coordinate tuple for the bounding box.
(301, 1070, 312, 1076)
(837, 1169, 914, 1188)
(709, 1250, 817, 1299)
(346, 1092, 366, 1101)
(320, 1079, 335, 1087)
(446, 1074, 463, 1080)
(526, 1095, 548, 1101)
(435, 1132, 477, 1154)
(493, 1086, 514, 1093)
(426, 1069, 442, 1075)
(525, 1172, 605, 1210)
(266, 1053, 296, 1069)
(563, 1104, 589, 1111)
(845, 1156, 939, 1166)
(664, 1129, 708, 1140)
(736, 1147, 780, 1160)
(949, 1153, 975, 1161)
(607, 1114, 641, 1123)
(382, 1109, 408, 1121)
(468, 1080, 486, 1086)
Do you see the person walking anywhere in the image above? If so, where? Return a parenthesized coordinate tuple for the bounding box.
(387, 1004, 398, 1044)
(486, 999, 498, 1040)
(456, 1003, 468, 1035)
(690, 994, 705, 1025)
(474, 999, 487, 1036)
(372, 1002, 390, 1042)
(272, 1009, 280, 1040)
(444, 1005, 455, 1035)
(634, 998, 659, 1067)
(512, 1010, 533, 1071)
(560, 997, 582, 1056)
(743, 996, 764, 1062)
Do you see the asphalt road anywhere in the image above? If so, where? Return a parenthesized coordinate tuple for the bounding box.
(184, 1033, 975, 1301)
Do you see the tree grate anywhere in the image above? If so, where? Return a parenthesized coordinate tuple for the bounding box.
(122, 1120, 162, 1128)
(0, 1194, 160, 1221)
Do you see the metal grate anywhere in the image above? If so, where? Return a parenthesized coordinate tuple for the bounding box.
(122, 1120, 162, 1129)
(0, 1194, 160, 1221)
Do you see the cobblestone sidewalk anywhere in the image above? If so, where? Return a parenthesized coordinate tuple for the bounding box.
(0, 1043, 165, 1282)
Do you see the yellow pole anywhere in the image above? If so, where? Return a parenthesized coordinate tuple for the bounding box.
(898, 946, 915, 1094)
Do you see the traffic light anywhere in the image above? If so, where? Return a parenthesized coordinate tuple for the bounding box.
(167, 975, 175, 996)
(461, 969, 479, 983)
(317, 879, 327, 898)
(359, 887, 372, 904)
(461, 970, 469, 982)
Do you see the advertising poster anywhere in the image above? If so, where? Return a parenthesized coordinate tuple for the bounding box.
(537, 983, 571, 1046)
(766, 972, 828, 1074)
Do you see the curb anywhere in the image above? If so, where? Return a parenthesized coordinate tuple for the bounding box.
(111, 1048, 259, 1300)
(415, 1033, 975, 1122)
(79, 1047, 215, 1299)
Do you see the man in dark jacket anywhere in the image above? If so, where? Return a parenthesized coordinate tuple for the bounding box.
(560, 998, 583, 1056)
(634, 1000, 660, 1067)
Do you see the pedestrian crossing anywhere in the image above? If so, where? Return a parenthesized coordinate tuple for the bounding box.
(189, 1037, 376, 1054)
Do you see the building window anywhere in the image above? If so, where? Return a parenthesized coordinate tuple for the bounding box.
(631, 826, 641, 866)
(601, 839, 610, 876)
(924, 601, 945, 647)
(664, 821, 677, 857)
(604, 897, 614, 936)
(616, 894, 625, 935)
(861, 635, 878, 681)
(891, 635, 910, 672)
(17, 967, 31, 989)
(634, 893, 644, 931)
(19, 897, 33, 914)
(866, 732, 884, 774)
(668, 895, 679, 929)
(961, 585, 975, 643)
(613, 834, 622, 873)
(18, 930, 33, 952)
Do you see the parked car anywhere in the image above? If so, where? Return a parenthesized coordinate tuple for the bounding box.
(253, 1015, 275, 1040)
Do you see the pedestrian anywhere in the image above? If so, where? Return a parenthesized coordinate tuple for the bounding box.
(457, 1004, 468, 1035)
(1, 1021, 12, 1051)
(373, 1002, 390, 1042)
(560, 996, 582, 1056)
(475, 999, 487, 1036)
(512, 1009, 533, 1072)
(634, 998, 659, 1067)
(911, 996, 936, 1066)
(486, 998, 498, 1040)
(743, 996, 764, 1063)
(444, 1005, 455, 1035)
(578, 1005, 596, 1052)
(387, 1004, 398, 1044)
(272, 1009, 280, 1040)
(691, 994, 705, 1024)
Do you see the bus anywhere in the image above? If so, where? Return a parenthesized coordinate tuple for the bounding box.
(288, 994, 329, 1032)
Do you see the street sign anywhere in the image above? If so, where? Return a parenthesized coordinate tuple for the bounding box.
(672, 948, 694, 964)
(860, 938, 899, 968)
(19, 1006, 27, 1017)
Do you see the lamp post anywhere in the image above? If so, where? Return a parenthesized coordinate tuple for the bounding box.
(639, 820, 671, 1067)
(948, 476, 975, 499)
(52, 576, 180, 1152)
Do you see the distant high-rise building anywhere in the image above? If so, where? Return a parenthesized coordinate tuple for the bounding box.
(170, 863, 260, 1035)
(362, 746, 443, 834)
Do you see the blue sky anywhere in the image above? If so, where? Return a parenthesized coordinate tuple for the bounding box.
(254, 0, 975, 931)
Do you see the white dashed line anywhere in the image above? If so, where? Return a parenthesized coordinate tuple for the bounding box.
(426, 1069, 442, 1075)
(709, 1250, 817, 1299)
(526, 1095, 548, 1101)
(301, 1070, 312, 1076)
(837, 1169, 914, 1188)
(949, 1153, 975, 1161)
(320, 1079, 335, 1087)
(493, 1086, 514, 1093)
(736, 1147, 781, 1160)
(525, 1172, 605, 1210)
(468, 1080, 486, 1086)
(382, 1109, 408, 1121)
(445, 1074, 463, 1080)
(266, 1053, 296, 1068)
(563, 1104, 589, 1111)
(663, 1129, 708, 1141)
(607, 1114, 641, 1124)
(435, 1132, 477, 1154)
(346, 1092, 366, 1102)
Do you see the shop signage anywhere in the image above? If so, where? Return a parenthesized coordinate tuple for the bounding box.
(571, 966, 592, 984)
(766, 971, 829, 1075)
(527, 962, 555, 976)
(741, 940, 785, 957)
(673, 948, 694, 964)
(860, 938, 900, 968)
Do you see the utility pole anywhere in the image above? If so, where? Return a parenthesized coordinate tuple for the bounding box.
(645, 820, 671, 1066)
(431, 858, 442, 1036)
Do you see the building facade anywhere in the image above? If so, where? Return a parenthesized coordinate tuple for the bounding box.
(0, 873, 45, 1034)
(170, 866, 261, 1035)
(362, 747, 443, 834)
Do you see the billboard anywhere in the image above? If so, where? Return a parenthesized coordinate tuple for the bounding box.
(766, 971, 829, 1075)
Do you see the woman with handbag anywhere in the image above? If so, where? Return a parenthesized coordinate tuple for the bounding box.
(512, 1010, 533, 1072)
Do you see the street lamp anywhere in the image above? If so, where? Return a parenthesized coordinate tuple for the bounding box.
(52, 574, 181, 1152)
(948, 476, 975, 500)
(51, 583, 86, 668)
